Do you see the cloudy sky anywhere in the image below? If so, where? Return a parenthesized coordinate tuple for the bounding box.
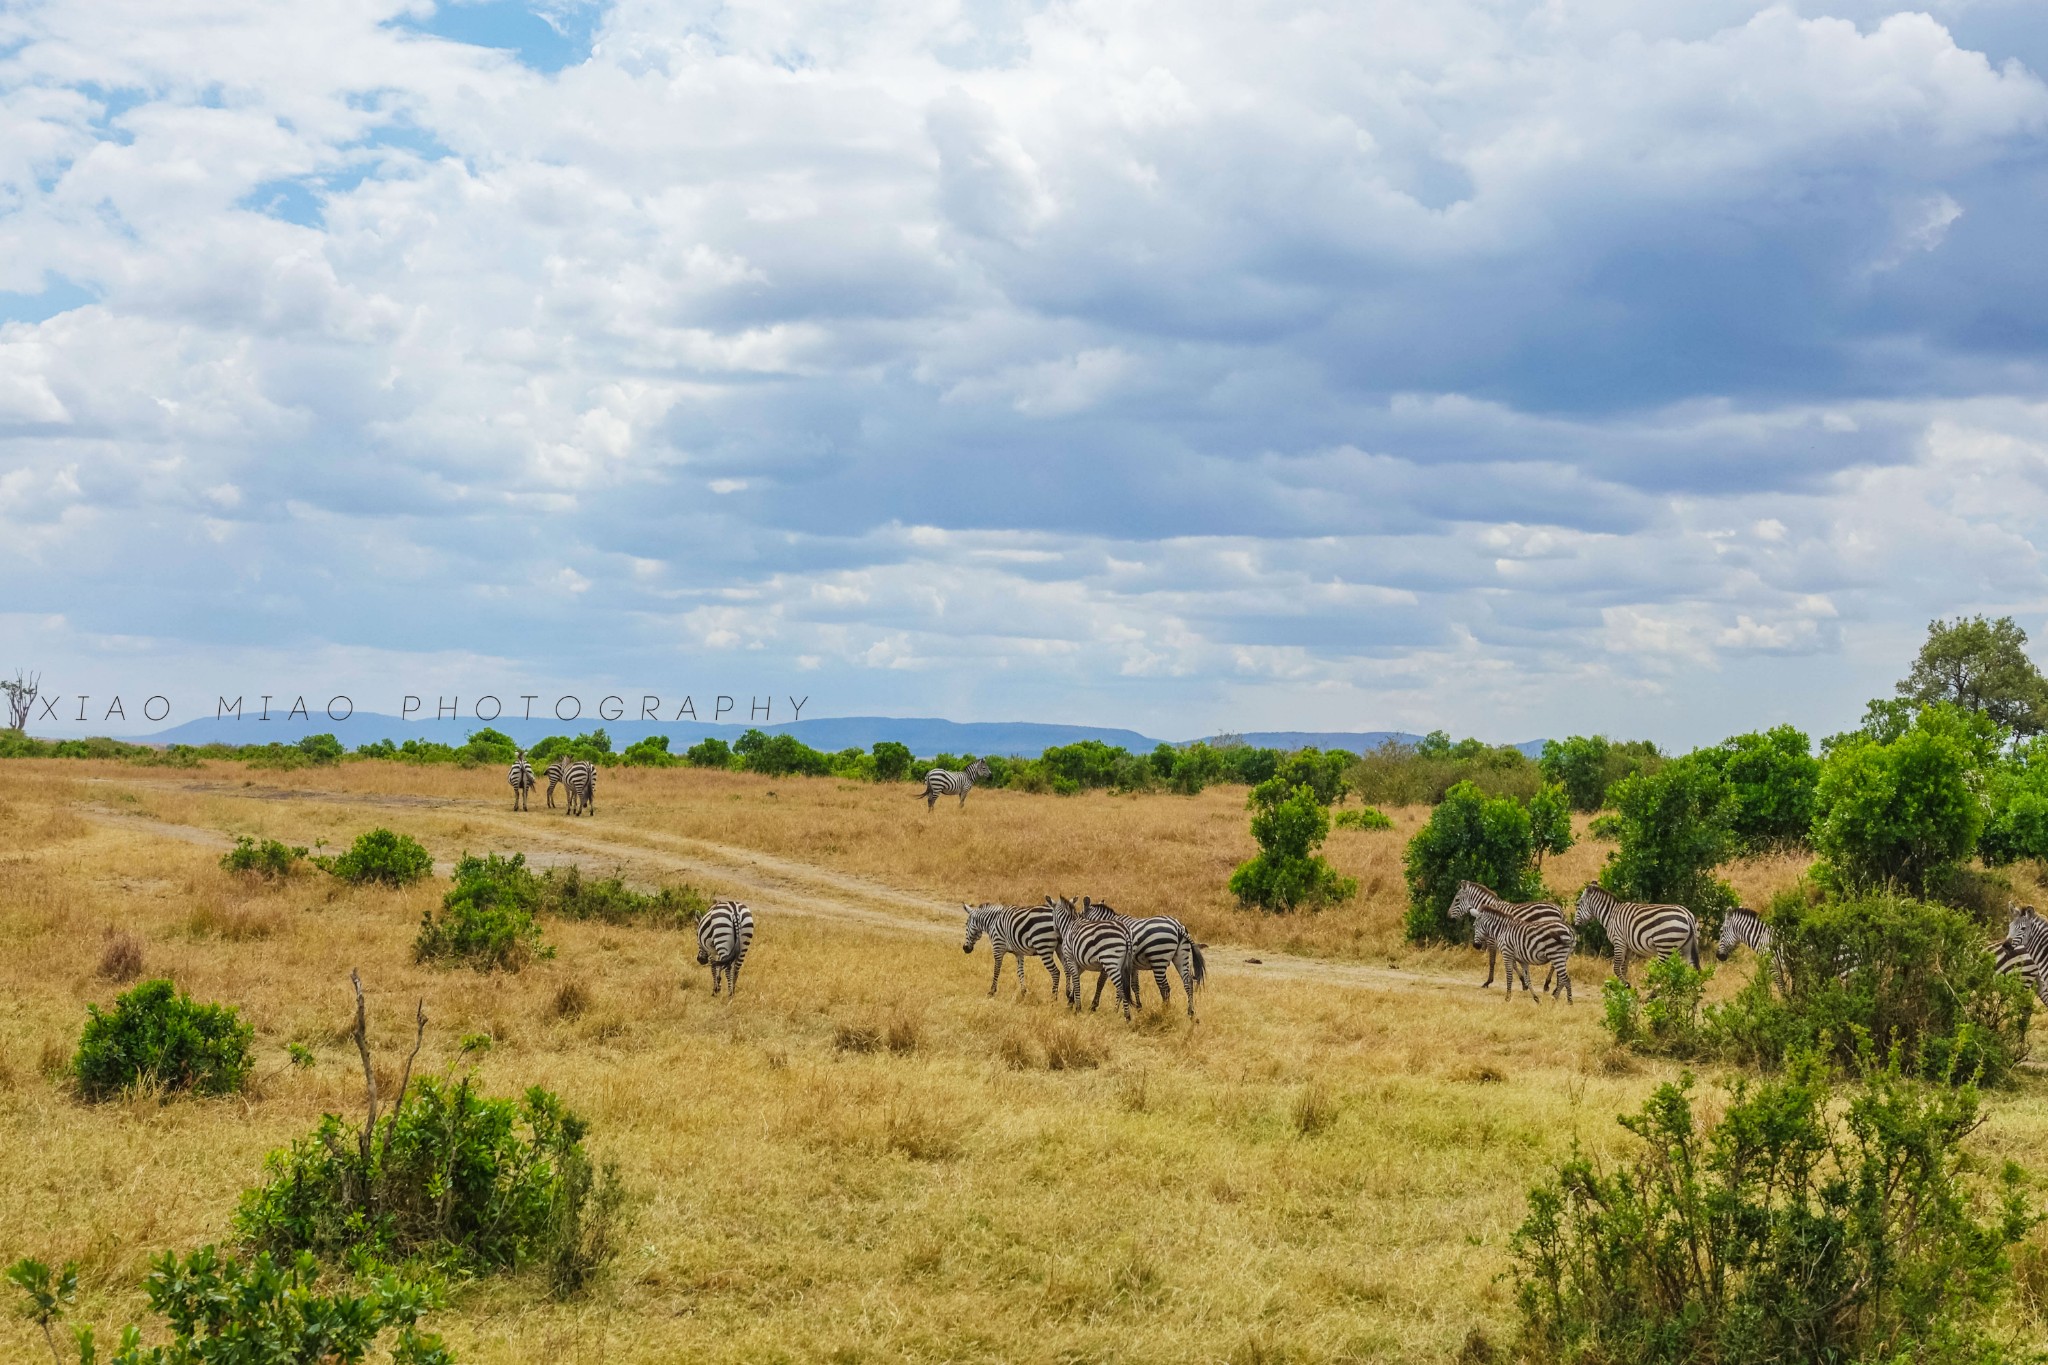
(5, 0, 2048, 745)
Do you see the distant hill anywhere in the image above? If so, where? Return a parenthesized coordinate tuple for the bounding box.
(123, 713, 1548, 761)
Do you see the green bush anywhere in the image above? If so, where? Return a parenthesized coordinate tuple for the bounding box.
(1229, 779, 1357, 913)
(1401, 780, 1543, 944)
(1692, 725, 1819, 853)
(1979, 736, 2048, 865)
(415, 853, 551, 971)
(1511, 1057, 2038, 1365)
(1350, 734, 1541, 806)
(238, 1075, 618, 1286)
(685, 736, 732, 768)
(296, 732, 346, 765)
(220, 835, 308, 879)
(1599, 957, 1713, 1058)
(735, 729, 833, 777)
(5, 1247, 452, 1365)
(1813, 703, 1985, 897)
(1538, 734, 1664, 812)
(72, 979, 254, 1101)
(1528, 781, 1574, 870)
(1331, 806, 1394, 831)
(537, 864, 706, 930)
(619, 734, 677, 767)
(354, 738, 399, 759)
(1600, 754, 1738, 932)
(1708, 891, 2032, 1086)
(241, 742, 314, 771)
(870, 740, 914, 782)
(319, 828, 435, 887)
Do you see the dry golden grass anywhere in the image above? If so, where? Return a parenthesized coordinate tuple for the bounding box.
(1, 760, 2045, 1362)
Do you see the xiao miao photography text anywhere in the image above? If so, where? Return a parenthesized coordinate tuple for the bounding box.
(12, 689, 817, 728)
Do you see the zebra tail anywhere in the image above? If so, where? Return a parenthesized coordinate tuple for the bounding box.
(1188, 934, 1206, 988)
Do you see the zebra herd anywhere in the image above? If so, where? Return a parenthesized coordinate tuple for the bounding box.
(963, 895, 1207, 1020)
(508, 750, 597, 816)
(1448, 880, 1705, 1003)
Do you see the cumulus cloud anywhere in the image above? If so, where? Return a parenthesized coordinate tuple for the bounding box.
(3, 0, 2048, 744)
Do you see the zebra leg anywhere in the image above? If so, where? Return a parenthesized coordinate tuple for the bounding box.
(1090, 970, 1109, 1012)
(1153, 967, 1171, 1007)
(1013, 950, 1029, 996)
(710, 963, 722, 997)
(1480, 943, 1497, 989)
(988, 946, 1003, 997)
(1037, 949, 1061, 1000)
(1613, 947, 1631, 987)
(1179, 960, 1197, 1020)
(958, 789, 969, 808)
(728, 959, 742, 998)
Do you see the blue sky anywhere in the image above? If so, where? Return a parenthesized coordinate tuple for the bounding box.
(4, 0, 2048, 746)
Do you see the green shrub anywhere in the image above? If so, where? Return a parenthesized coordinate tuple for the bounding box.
(1979, 736, 2048, 866)
(240, 742, 313, 771)
(685, 736, 732, 768)
(1229, 779, 1357, 913)
(6, 1247, 452, 1365)
(238, 1075, 617, 1285)
(296, 732, 346, 765)
(1538, 734, 1664, 812)
(1528, 781, 1574, 870)
(219, 835, 309, 879)
(1401, 780, 1543, 944)
(1331, 806, 1393, 831)
(619, 734, 677, 767)
(319, 828, 435, 887)
(72, 979, 254, 1101)
(870, 740, 914, 782)
(354, 738, 398, 759)
(537, 864, 706, 930)
(1349, 734, 1541, 807)
(1511, 1056, 2038, 1365)
(1600, 754, 1738, 933)
(735, 729, 833, 777)
(415, 853, 550, 971)
(1708, 891, 2032, 1086)
(1692, 724, 1819, 852)
(1599, 957, 1713, 1059)
(1813, 703, 1985, 897)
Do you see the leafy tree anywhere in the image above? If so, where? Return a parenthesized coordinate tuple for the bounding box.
(1229, 779, 1357, 913)
(1693, 724, 1822, 853)
(1600, 756, 1738, 928)
(354, 738, 398, 760)
(1898, 613, 2048, 737)
(1539, 735, 1663, 813)
(619, 734, 676, 767)
(1511, 1057, 2038, 1365)
(1268, 747, 1350, 806)
(295, 732, 345, 764)
(1812, 704, 1985, 897)
(458, 728, 518, 764)
(1528, 781, 1574, 872)
(1415, 729, 1454, 759)
(684, 736, 732, 768)
(870, 740, 914, 782)
(736, 731, 832, 777)
(1980, 736, 2048, 865)
(1401, 780, 1543, 944)
(72, 979, 254, 1101)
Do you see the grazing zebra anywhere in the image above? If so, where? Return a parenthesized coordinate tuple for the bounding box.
(563, 760, 597, 817)
(1071, 899, 1207, 1019)
(1453, 899, 1574, 1003)
(1058, 911, 1136, 1019)
(918, 758, 993, 811)
(508, 749, 535, 811)
(1450, 881, 1566, 991)
(963, 902, 1063, 999)
(1715, 906, 1786, 993)
(2004, 905, 2048, 1007)
(696, 899, 754, 997)
(1574, 884, 1700, 986)
(544, 757, 569, 809)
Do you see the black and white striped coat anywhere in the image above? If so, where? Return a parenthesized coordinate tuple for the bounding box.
(508, 750, 535, 811)
(563, 760, 597, 816)
(919, 758, 992, 811)
(1076, 900, 1207, 1020)
(1715, 906, 1787, 993)
(1453, 898, 1574, 1003)
(544, 757, 569, 809)
(1450, 881, 1565, 991)
(696, 899, 754, 997)
(963, 901, 1063, 999)
(1054, 898, 1135, 1018)
(1574, 884, 1700, 985)
(2004, 905, 2048, 1007)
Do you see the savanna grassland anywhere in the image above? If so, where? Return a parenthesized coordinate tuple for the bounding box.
(5, 759, 2047, 1363)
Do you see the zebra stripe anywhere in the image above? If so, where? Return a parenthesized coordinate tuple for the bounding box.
(963, 902, 1063, 999)
(508, 750, 535, 811)
(1574, 883, 1700, 985)
(1120, 915, 1206, 1019)
(2005, 905, 2048, 1008)
(696, 899, 755, 997)
(1715, 905, 1787, 993)
(1463, 904, 1574, 1003)
(544, 757, 568, 809)
(1450, 881, 1565, 991)
(1058, 915, 1135, 1019)
(918, 758, 993, 811)
(563, 760, 597, 816)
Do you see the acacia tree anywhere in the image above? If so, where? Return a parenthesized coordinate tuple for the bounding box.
(3, 670, 38, 732)
(1898, 614, 2048, 738)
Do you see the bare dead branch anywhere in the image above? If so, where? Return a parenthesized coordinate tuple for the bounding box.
(349, 968, 378, 1171)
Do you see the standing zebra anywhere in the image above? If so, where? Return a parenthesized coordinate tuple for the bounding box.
(544, 757, 568, 809)
(1453, 899, 1573, 1002)
(1121, 914, 1206, 1019)
(508, 749, 535, 811)
(1715, 906, 1786, 993)
(1449, 881, 1565, 991)
(696, 899, 754, 997)
(963, 902, 1063, 999)
(2004, 904, 2048, 1007)
(1574, 884, 1700, 985)
(563, 760, 597, 816)
(1058, 906, 1136, 1019)
(918, 758, 993, 811)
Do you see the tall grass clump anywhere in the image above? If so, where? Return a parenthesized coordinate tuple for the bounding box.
(72, 978, 253, 1101)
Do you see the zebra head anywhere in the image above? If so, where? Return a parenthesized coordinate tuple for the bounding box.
(514, 747, 526, 760)
(1716, 906, 1766, 961)
(963, 903, 1000, 954)
(2009, 903, 2044, 949)
(1573, 884, 1610, 928)
(1447, 881, 1486, 922)
(1080, 896, 1120, 921)
(965, 758, 992, 781)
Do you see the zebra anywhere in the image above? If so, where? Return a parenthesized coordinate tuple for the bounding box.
(1462, 904, 1574, 1003)
(918, 758, 993, 811)
(563, 760, 597, 816)
(1574, 883, 1700, 985)
(1715, 905, 1786, 993)
(2004, 904, 2048, 1007)
(1121, 914, 1206, 1019)
(1449, 881, 1566, 991)
(508, 749, 535, 811)
(696, 899, 755, 997)
(1058, 909, 1136, 1019)
(963, 902, 1063, 999)
(544, 756, 569, 809)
